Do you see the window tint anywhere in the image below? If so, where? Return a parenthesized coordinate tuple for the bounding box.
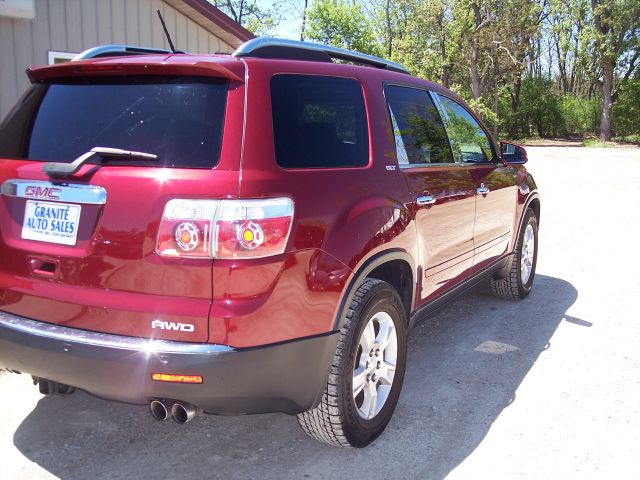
(437, 95, 495, 163)
(271, 75, 368, 169)
(0, 76, 228, 168)
(384, 85, 453, 166)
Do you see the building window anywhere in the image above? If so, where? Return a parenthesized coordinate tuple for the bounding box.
(47, 51, 77, 65)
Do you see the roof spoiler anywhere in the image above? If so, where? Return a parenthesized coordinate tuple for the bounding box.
(26, 45, 242, 83)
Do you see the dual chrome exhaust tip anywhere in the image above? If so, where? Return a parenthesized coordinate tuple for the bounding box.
(150, 399, 202, 424)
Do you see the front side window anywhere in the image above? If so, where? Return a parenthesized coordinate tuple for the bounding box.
(384, 85, 453, 166)
(437, 94, 495, 163)
(0, 76, 228, 168)
(270, 75, 368, 169)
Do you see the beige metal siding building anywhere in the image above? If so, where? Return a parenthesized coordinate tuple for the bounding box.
(0, 0, 253, 119)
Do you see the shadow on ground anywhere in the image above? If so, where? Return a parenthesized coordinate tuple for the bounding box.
(12, 274, 577, 480)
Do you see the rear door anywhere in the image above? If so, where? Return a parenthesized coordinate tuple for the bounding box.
(384, 84, 476, 303)
(435, 94, 518, 270)
(0, 73, 242, 342)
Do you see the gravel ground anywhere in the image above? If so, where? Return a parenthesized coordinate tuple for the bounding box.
(1, 147, 639, 479)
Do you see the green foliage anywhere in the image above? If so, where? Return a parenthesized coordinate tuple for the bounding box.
(209, 0, 284, 35)
(292, 0, 639, 140)
(612, 78, 640, 137)
(501, 77, 600, 138)
(305, 0, 382, 55)
(559, 95, 601, 136)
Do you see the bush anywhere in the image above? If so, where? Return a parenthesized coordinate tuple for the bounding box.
(559, 96, 600, 136)
(501, 77, 599, 138)
(612, 78, 640, 138)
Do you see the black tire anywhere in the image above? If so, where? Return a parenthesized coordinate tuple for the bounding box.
(296, 278, 408, 447)
(490, 208, 538, 300)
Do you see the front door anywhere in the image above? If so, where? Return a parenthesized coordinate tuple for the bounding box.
(436, 94, 518, 270)
(384, 85, 476, 304)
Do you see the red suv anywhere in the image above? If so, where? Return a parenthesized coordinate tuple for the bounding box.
(0, 38, 539, 447)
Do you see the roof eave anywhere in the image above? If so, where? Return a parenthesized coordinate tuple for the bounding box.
(165, 0, 255, 49)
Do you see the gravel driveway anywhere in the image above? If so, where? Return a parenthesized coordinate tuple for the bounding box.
(1, 146, 639, 479)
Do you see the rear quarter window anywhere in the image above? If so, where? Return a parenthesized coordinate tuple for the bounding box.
(270, 75, 369, 169)
(0, 76, 228, 169)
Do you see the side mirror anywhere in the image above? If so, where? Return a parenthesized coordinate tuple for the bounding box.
(500, 141, 528, 164)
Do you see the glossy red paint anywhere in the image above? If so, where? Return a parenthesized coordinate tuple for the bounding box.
(26, 54, 245, 82)
(0, 53, 539, 350)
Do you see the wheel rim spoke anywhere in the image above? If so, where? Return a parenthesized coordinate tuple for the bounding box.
(365, 381, 378, 418)
(377, 361, 396, 385)
(377, 315, 395, 351)
(352, 367, 366, 397)
(359, 321, 375, 354)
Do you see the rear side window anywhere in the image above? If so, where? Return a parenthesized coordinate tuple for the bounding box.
(384, 85, 453, 166)
(270, 75, 368, 169)
(0, 76, 228, 168)
(437, 94, 495, 163)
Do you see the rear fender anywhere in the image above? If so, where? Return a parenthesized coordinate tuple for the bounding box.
(331, 250, 416, 331)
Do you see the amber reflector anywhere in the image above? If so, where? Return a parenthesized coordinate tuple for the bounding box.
(151, 373, 203, 384)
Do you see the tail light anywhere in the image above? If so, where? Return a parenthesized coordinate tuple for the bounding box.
(156, 198, 294, 259)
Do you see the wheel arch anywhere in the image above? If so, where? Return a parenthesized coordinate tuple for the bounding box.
(519, 192, 540, 237)
(332, 250, 416, 331)
(496, 192, 540, 280)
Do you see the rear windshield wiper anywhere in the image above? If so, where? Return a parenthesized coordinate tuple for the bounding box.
(42, 147, 158, 177)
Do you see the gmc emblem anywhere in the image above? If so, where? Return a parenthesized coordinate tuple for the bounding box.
(24, 186, 62, 200)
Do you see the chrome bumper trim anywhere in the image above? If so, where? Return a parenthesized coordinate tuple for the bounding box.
(0, 311, 233, 354)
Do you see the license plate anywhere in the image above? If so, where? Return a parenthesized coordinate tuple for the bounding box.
(21, 200, 82, 246)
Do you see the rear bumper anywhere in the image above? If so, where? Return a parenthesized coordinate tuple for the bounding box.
(0, 310, 338, 415)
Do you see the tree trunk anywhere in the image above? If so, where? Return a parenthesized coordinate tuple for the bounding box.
(509, 74, 522, 138)
(470, 36, 482, 99)
(591, 0, 615, 141)
(300, 0, 308, 41)
(385, 0, 392, 57)
(600, 58, 614, 141)
(469, 3, 484, 100)
(492, 88, 499, 138)
(436, 9, 450, 88)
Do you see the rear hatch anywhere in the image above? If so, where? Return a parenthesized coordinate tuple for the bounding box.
(0, 56, 244, 342)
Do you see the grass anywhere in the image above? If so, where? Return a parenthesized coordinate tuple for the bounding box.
(505, 135, 639, 147)
(582, 134, 640, 147)
(582, 138, 616, 148)
(613, 134, 640, 144)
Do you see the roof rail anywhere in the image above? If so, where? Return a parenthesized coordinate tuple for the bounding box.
(232, 38, 408, 74)
(73, 45, 183, 61)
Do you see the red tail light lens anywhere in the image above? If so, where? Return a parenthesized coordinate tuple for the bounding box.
(213, 198, 294, 259)
(156, 198, 294, 259)
(156, 200, 218, 258)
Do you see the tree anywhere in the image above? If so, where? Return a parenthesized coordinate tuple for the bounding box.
(208, 0, 283, 35)
(388, 0, 462, 89)
(300, 0, 309, 40)
(548, 0, 592, 96)
(282, 0, 639, 140)
(590, 0, 640, 140)
(305, 0, 382, 55)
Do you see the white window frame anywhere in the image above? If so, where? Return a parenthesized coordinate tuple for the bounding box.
(0, 0, 35, 19)
(47, 51, 77, 65)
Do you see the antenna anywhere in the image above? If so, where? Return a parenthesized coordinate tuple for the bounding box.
(156, 10, 177, 53)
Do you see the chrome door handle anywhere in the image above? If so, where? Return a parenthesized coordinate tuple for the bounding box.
(416, 195, 436, 206)
(477, 186, 490, 195)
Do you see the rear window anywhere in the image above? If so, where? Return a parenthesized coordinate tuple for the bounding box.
(0, 76, 228, 168)
(270, 75, 369, 169)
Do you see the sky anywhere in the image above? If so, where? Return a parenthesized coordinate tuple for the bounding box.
(257, 0, 302, 39)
